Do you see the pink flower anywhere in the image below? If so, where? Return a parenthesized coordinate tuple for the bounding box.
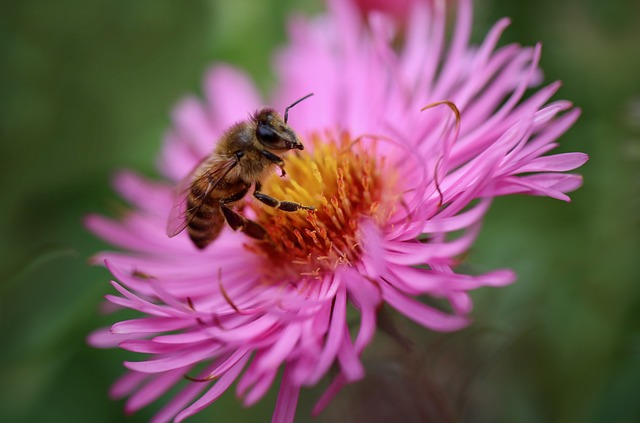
(352, 0, 419, 21)
(87, 0, 588, 422)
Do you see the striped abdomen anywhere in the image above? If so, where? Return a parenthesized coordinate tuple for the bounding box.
(186, 187, 224, 250)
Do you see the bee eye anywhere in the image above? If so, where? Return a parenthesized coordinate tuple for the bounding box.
(256, 124, 280, 145)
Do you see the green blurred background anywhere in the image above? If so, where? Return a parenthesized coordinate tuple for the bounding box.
(1, 0, 638, 421)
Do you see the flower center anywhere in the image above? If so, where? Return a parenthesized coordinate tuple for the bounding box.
(247, 132, 397, 282)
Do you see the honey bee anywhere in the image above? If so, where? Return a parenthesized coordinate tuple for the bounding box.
(166, 93, 315, 249)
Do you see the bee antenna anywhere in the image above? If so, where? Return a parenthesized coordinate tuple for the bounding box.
(284, 93, 314, 123)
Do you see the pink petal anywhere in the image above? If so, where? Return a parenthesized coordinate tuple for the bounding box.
(118, 339, 196, 355)
(242, 368, 277, 407)
(448, 291, 473, 314)
(203, 65, 261, 128)
(344, 268, 380, 353)
(171, 96, 217, 155)
(384, 224, 481, 265)
(454, 17, 512, 109)
(125, 368, 187, 413)
(256, 323, 302, 372)
(112, 170, 173, 216)
(174, 354, 250, 423)
(124, 343, 220, 373)
(200, 348, 250, 380)
(336, 327, 365, 382)
(150, 363, 220, 423)
(382, 283, 469, 332)
(312, 374, 346, 417)
(271, 365, 300, 423)
(110, 371, 147, 400)
(307, 283, 347, 385)
(111, 317, 193, 335)
(88, 327, 139, 349)
(359, 219, 386, 278)
(422, 198, 491, 233)
(433, 0, 472, 98)
(517, 152, 589, 173)
(107, 281, 176, 318)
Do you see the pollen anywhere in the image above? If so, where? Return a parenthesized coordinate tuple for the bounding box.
(248, 131, 398, 283)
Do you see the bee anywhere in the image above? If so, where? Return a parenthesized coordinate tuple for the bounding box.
(166, 93, 315, 249)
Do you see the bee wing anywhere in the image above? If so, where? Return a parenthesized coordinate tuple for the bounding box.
(165, 155, 239, 238)
(166, 159, 205, 238)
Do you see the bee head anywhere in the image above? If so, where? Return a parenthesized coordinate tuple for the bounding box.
(254, 108, 304, 151)
(253, 94, 313, 152)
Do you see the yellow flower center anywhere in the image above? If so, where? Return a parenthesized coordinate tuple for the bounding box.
(247, 132, 398, 282)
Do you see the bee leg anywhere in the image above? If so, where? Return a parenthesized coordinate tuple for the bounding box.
(220, 188, 268, 240)
(221, 205, 268, 240)
(253, 182, 315, 212)
(260, 150, 286, 177)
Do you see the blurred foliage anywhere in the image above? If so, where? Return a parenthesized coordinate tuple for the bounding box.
(0, 0, 638, 422)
